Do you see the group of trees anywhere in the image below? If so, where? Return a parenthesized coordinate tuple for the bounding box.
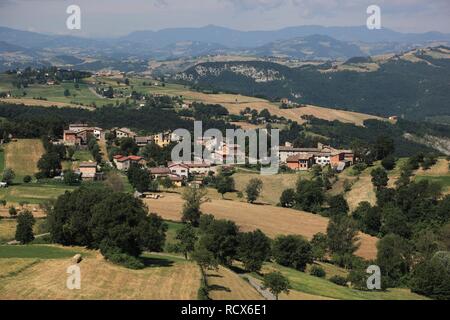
(47, 186, 167, 268)
(36, 138, 64, 179)
(127, 164, 157, 193)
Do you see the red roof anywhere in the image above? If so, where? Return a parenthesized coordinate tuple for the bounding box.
(128, 155, 143, 161)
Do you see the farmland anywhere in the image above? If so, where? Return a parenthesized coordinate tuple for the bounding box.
(0, 219, 47, 244)
(144, 192, 378, 260)
(0, 246, 201, 300)
(4, 139, 45, 179)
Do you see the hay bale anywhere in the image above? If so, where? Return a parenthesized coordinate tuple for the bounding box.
(72, 254, 82, 264)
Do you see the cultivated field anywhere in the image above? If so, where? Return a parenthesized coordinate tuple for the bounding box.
(233, 171, 307, 205)
(0, 246, 201, 300)
(0, 219, 46, 243)
(4, 139, 45, 178)
(144, 193, 378, 260)
(206, 266, 263, 300)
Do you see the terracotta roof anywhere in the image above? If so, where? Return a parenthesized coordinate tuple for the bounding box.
(79, 161, 97, 168)
(287, 153, 315, 162)
(149, 167, 171, 174)
(128, 155, 143, 161)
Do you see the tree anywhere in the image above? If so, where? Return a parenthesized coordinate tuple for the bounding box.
(160, 176, 174, 189)
(279, 188, 295, 208)
(410, 254, 450, 300)
(176, 224, 198, 259)
(376, 234, 412, 287)
(67, 146, 75, 160)
(181, 186, 208, 226)
(127, 164, 151, 193)
(273, 235, 313, 271)
(327, 194, 349, 217)
(8, 206, 17, 218)
(374, 136, 395, 160)
(370, 167, 388, 190)
(381, 155, 396, 171)
(191, 244, 218, 271)
(37, 152, 61, 178)
(199, 218, 239, 266)
(64, 88, 70, 97)
(352, 201, 381, 236)
(63, 169, 80, 186)
(23, 175, 32, 183)
(90, 193, 167, 257)
(294, 179, 324, 212)
(215, 174, 235, 198)
(237, 229, 271, 272)
(311, 233, 328, 261)
(104, 171, 125, 193)
(2, 168, 15, 185)
(262, 272, 290, 300)
(245, 178, 263, 203)
(120, 137, 138, 155)
(327, 216, 360, 257)
(15, 210, 35, 244)
(381, 204, 411, 238)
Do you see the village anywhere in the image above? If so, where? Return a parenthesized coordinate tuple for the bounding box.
(58, 122, 355, 191)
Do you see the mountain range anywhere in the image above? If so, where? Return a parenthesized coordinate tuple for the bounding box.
(0, 24, 450, 71)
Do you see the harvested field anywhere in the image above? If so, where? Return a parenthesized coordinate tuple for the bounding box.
(0, 251, 200, 300)
(144, 193, 378, 260)
(206, 266, 262, 300)
(0, 98, 88, 109)
(4, 139, 45, 177)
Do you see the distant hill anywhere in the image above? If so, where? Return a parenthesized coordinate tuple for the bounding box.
(175, 47, 450, 120)
(248, 35, 364, 60)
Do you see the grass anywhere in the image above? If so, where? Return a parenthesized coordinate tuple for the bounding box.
(0, 147, 4, 173)
(256, 262, 428, 300)
(206, 265, 263, 300)
(164, 220, 184, 250)
(0, 258, 40, 278)
(0, 219, 47, 244)
(0, 245, 80, 259)
(4, 139, 45, 179)
(0, 182, 76, 204)
(0, 250, 200, 299)
(72, 150, 94, 162)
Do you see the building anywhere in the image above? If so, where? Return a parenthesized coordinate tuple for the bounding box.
(63, 124, 104, 145)
(63, 130, 80, 145)
(113, 155, 144, 171)
(78, 162, 98, 181)
(286, 153, 315, 171)
(135, 136, 153, 147)
(278, 142, 354, 171)
(168, 162, 190, 179)
(148, 167, 171, 179)
(151, 132, 172, 147)
(114, 128, 136, 139)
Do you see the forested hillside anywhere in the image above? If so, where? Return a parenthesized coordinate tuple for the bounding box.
(176, 47, 450, 120)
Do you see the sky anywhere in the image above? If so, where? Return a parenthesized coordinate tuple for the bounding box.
(0, 0, 449, 37)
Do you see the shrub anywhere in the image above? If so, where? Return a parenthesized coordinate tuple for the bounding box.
(329, 275, 347, 287)
(310, 265, 326, 278)
(102, 247, 145, 270)
(23, 175, 32, 183)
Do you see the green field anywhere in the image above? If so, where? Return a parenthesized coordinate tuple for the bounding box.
(0, 182, 76, 204)
(415, 175, 450, 188)
(0, 245, 80, 259)
(254, 263, 428, 300)
(0, 147, 4, 174)
(73, 150, 94, 162)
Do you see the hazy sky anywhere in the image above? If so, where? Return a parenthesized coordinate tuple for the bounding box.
(0, 0, 449, 37)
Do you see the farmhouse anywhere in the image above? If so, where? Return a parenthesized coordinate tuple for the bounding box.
(135, 136, 153, 147)
(63, 124, 105, 145)
(168, 162, 190, 179)
(114, 127, 136, 139)
(113, 155, 144, 171)
(278, 142, 354, 171)
(148, 167, 171, 179)
(78, 161, 98, 181)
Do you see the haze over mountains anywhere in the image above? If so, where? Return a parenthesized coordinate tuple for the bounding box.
(1, 24, 450, 70)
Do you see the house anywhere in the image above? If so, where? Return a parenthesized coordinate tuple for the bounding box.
(169, 175, 184, 187)
(113, 155, 144, 171)
(151, 132, 172, 147)
(185, 162, 214, 175)
(114, 128, 136, 139)
(286, 153, 315, 171)
(69, 123, 90, 132)
(148, 167, 171, 179)
(0, 182, 8, 188)
(78, 161, 98, 181)
(135, 136, 153, 147)
(389, 115, 399, 122)
(168, 162, 190, 179)
(63, 130, 80, 145)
